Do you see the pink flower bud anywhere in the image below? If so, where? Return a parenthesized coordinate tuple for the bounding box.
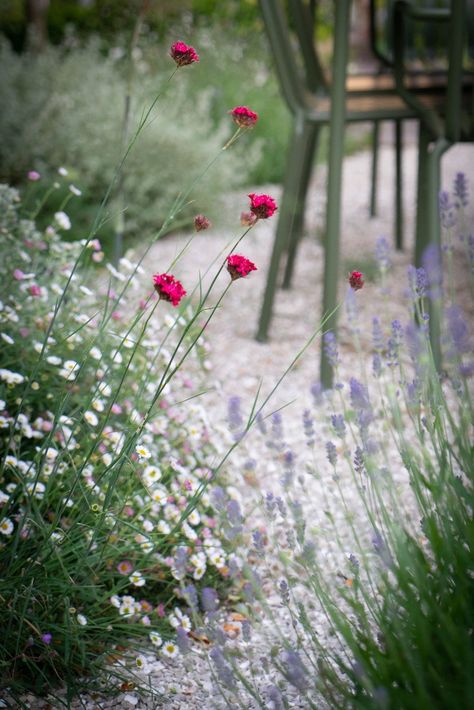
(170, 41, 199, 67)
(226, 254, 257, 281)
(230, 106, 258, 128)
(348, 271, 365, 291)
(248, 193, 278, 219)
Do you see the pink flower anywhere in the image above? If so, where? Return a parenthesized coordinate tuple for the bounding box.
(226, 254, 258, 281)
(194, 214, 211, 232)
(230, 106, 259, 128)
(348, 271, 364, 291)
(156, 603, 166, 617)
(111, 403, 122, 415)
(240, 211, 257, 227)
(13, 269, 25, 281)
(28, 170, 41, 181)
(29, 284, 42, 297)
(117, 560, 133, 575)
(153, 273, 186, 307)
(248, 193, 278, 219)
(170, 41, 199, 67)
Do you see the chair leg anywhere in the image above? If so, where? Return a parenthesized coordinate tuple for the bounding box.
(395, 118, 403, 250)
(414, 123, 431, 268)
(282, 123, 320, 290)
(414, 126, 450, 371)
(320, 0, 351, 389)
(369, 120, 380, 217)
(256, 114, 316, 342)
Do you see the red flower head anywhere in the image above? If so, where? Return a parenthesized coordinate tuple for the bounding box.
(194, 214, 211, 232)
(229, 106, 259, 129)
(170, 41, 199, 68)
(226, 254, 257, 281)
(348, 271, 364, 291)
(248, 193, 278, 220)
(153, 273, 186, 306)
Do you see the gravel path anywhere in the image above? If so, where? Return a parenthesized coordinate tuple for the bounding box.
(19, 133, 474, 709)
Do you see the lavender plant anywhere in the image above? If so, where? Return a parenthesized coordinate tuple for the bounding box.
(209, 178, 473, 709)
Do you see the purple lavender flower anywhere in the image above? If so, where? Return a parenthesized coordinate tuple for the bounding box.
(276, 496, 287, 517)
(241, 620, 252, 642)
(372, 352, 382, 378)
(438, 190, 457, 228)
(264, 685, 285, 710)
(387, 320, 403, 367)
(281, 449, 295, 487)
(323, 331, 339, 368)
(252, 529, 265, 557)
(201, 587, 219, 613)
(280, 650, 309, 692)
(348, 553, 360, 571)
(350, 378, 373, 429)
(209, 647, 236, 689)
(372, 530, 393, 567)
(331, 413, 346, 438)
(326, 441, 337, 466)
(264, 491, 276, 517)
(227, 395, 244, 441)
(354, 446, 364, 474)
(210, 486, 226, 511)
(278, 579, 290, 604)
(256, 410, 267, 435)
(372, 317, 384, 352)
(182, 584, 198, 611)
(310, 380, 323, 404)
(176, 626, 190, 654)
(41, 633, 52, 645)
(375, 236, 391, 272)
(445, 305, 470, 356)
(453, 172, 468, 208)
(303, 409, 315, 446)
(407, 265, 427, 298)
(422, 244, 443, 299)
(173, 546, 188, 579)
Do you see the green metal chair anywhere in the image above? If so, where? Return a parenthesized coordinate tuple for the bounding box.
(256, 0, 440, 350)
(391, 0, 474, 367)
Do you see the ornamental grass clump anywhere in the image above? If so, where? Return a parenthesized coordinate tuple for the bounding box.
(209, 178, 473, 709)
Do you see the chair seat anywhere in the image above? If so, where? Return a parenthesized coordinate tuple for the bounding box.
(305, 85, 472, 121)
(346, 69, 473, 94)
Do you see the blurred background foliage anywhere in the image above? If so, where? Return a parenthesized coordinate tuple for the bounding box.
(0, 0, 367, 255)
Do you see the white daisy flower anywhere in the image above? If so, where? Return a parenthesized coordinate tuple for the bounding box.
(134, 655, 149, 673)
(46, 355, 62, 366)
(0, 518, 14, 535)
(142, 519, 154, 533)
(157, 520, 171, 535)
(151, 487, 168, 506)
(187, 510, 201, 526)
(77, 613, 88, 626)
(1, 333, 14, 345)
(110, 595, 121, 608)
(84, 410, 99, 427)
(143, 465, 161, 485)
(135, 444, 151, 459)
(89, 346, 102, 360)
(58, 166, 68, 176)
(69, 184, 82, 196)
(193, 565, 206, 580)
(98, 381, 111, 397)
(54, 211, 71, 231)
(92, 398, 105, 412)
(129, 571, 146, 587)
(149, 631, 162, 647)
(162, 641, 178, 659)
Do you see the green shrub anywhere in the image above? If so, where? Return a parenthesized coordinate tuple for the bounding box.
(0, 38, 260, 253)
